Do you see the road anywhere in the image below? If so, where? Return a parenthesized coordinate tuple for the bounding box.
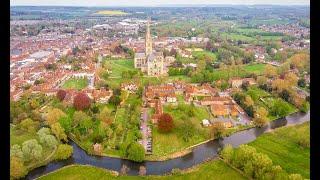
(140, 108, 150, 152)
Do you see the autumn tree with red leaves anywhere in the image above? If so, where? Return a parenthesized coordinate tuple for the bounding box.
(73, 93, 91, 110)
(158, 113, 174, 133)
(56, 90, 67, 101)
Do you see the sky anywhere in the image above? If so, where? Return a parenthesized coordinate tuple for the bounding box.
(11, 0, 310, 6)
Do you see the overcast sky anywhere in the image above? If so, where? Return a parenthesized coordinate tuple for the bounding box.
(11, 0, 310, 6)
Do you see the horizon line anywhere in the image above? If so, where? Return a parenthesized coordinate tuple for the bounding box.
(10, 4, 310, 7)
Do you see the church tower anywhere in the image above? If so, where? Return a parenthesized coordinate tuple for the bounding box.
(145, 17, 152, 56)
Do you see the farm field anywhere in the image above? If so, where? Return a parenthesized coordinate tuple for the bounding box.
(62, 78, 88, 90)
(38, 160, 245, 180)
(248, 122, 310, 178)
(94, 10, 129, 16)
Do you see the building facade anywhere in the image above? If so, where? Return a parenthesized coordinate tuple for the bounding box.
(134, 18, 165, 76)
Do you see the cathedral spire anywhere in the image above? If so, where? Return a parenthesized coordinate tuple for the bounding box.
(145, 17, 152, 56)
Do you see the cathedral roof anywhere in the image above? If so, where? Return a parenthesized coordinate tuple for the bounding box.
(135, 52, 146, 58)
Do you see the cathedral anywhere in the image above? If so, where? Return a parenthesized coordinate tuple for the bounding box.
(134, 18, 165, 76)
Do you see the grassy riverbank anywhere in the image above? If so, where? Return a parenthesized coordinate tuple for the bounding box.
(248, 122, 310, 178)
(37, 159, 246, 180)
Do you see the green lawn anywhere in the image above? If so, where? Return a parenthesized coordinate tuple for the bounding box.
(62, 78, 88, 90)
(248, 122, 310, 178)
(10, 126, 38, 146)
(150, 104, 211, 159)
(38, 160, 245, 180)
(192, 51, 217, 61)
(103, 59, 134, 78)
(243, 64, 266, 75)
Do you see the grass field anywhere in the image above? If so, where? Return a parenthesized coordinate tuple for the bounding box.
(104, 59, 134, 78)
(248, 122, 310, 178)
(243, 63, 266, 75)
(94, 10, 129, 16)
(150, 104, 211, 159)
(192, 51, 217, 61)
(62, 78, 88, 90)
(38, 160, 245, 180)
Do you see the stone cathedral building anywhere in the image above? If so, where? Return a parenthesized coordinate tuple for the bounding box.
(134, 18, 165, 76)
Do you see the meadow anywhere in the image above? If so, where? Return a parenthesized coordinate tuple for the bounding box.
(38, 160, 245, 180)
(248, 122, 310, 178)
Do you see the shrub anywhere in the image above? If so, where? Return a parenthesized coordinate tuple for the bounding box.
(10, 144, 24, 159)
(158, 113, 174, 133)
(73, 93, 91, 110)
(127, 142, 145, 162)
(18, 118, 40, 133)
(56, 89, 67, 101)
(220, 144, 234, 163)
(10, 157, 27, 179)
(39, 134, 58, 149)
(54, 144, 73, 160)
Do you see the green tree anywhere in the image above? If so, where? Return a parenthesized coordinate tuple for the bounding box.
(220, 144, 234, 163)
(54, 144, 73, 160)
(10, 144, 24, 159)
(46, 108, 67, 125)
(21, 139, 43, 162)
(233, 145, 256, 169)
(253, 107, 269, 127)
(39, 134, 58, 149)
(211, 121, 225, 138)
(51, 122, 68, 142)
(59, 116, 72, 133)
(37, 127, 51, 136)
(18, 118, 40, 133)
(288, 173, 304, 180)
(10, 157, 27, 179)
(270, 99, 291, 117)
(127, 142, 145, 162)
(72, 111, 90, 127)
(251, 152, 273, 178)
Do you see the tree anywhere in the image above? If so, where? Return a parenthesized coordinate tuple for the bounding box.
(270, 99, 291, 117)
(158, 113, 174, 133)
(51, 122, 68, 142)
(46, 108, 67, 125)
(179, 120, 195, 142)
(10, 144, 24, 159)
(127, 142, 145, 162)
(241, 81, 250, 91)
(290, 53, 309, 72)
(298, 79, 306, 88)
(284, 72, 298, 87)
(251, 152, 273, 179)
(300, 101, 309, 113)
(21, 139, 43, 162)
(59, 116, 72, 133)
(54, 144, 73, 160)
(56, 89, 67, 101)
(10, 157, 27, 179)
(233, 145, 256, 169)
(73, 93, 91, 110)
(253, 107, 268, 127)
(139, 166, 147, 176)
(257, 76, 267, 86)
(109, 95, 121, 106)
(244, 96, 254, 107)
(37, 127, 51, 137)
(271, 78, 290, 92)
(211, 121, 225, 138)
(220, 144, 234, 163)
(279, 89, 291, 102)
(264, 64, 277, 78)
(18, 118, 39, 133)
(72, 111, 90, 127)
(39, 134, 58, 149)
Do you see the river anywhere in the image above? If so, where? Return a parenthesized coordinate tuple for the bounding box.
(25, 111, 309, 179)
